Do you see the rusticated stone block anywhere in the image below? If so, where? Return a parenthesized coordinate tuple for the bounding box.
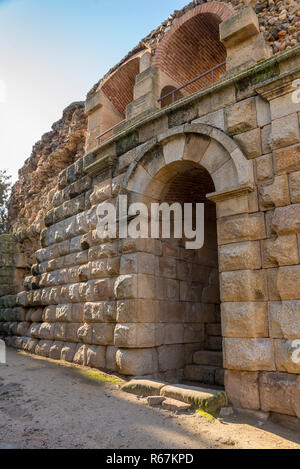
(267, 266, 300, 301)
(274, 143, 300, 174)
(259, 372, 299, 416)
(92, 323, 115, 345)
(221, 270, 268, 302)
(225, 98, 257, 135)
(234, 128, 262, 159)
(116, 348, 156, 375)
(224, 338, 275, 371)
(36, 340, 52, 358)
(259, 175, 290, 210)
(83, 301, 116, 323)
(73, 344, 87, 366)
(86, 345, 106, 369)
(61, 342, 77, 362)
(271, 113, 300, 150)
(271, 204, 300, 235)
(289, 171, 300, 204)
(218, 213, 266, 245)
(255, 154, 273, 184)
(262, 234, 299, 268)
(274, 340, 300, 374)
(158, 344, 185, 372)
(261, 125, 271, 155)
(219, 241, 261, 272)
(106, 345, 118, 371)
(49, 341, 64, 360)
(77, 323, 92, 343)
(116, 299, 157, 323)
(225, 370, 260, 410)
(222, 302, 268, 338)
(269, 301, 300, 339)
(114, 323, 156, 348)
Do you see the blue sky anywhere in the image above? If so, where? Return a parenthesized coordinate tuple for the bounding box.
(0, 0, 188, 182)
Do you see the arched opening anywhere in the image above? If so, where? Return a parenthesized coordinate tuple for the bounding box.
(145, 160, 223, 387)
(154, 6, 229, 102)
(160, 86, 184, 108)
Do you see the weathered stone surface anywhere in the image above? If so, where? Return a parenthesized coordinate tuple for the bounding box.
(160, 384, 227, 412)
(271, 114, 300, 150)
(262, 234, 299, 268)
(221, 270, 268, 302)
(147, 396, 166, 406)
(267, 266, 300, 301)
(269, 301, 300, 339)
(218, 213, 266, 245)
(114, 323, 156, 348)
(255, 154, 273, 184)
(86, 345, 106, 369)
(274, 340, 300, 374)
(219, 241, 261, 272)
(121, 379, 166, 397)
(162, 398, 191, 412)
(225, 370, 260, 410)
(224, 338, 275, 371)
(271, 204, 300, 235)
(289, 171, 300, 204)
(259, 372, 299, 417)
(259, 175, 290, 210)
(116, 348, 155, 376)
(226, 98, 257, 135)
(234, 128, 262, 159)
(222, 302, 268, 338)
(274, 143, 300, 175)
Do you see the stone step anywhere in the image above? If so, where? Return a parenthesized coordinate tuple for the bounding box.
(121, 379, 227, 412)
(184, 364, 225, 387)
(193, 350, 223, 367)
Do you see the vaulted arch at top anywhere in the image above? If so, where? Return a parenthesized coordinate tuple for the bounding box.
(153, 2, 234, 94)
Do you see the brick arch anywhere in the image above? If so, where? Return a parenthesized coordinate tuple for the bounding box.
(100, 57, 140, 117)
(121, 123, 254, 199)
(153, 2, 234, 94)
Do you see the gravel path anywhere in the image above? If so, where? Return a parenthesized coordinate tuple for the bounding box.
(0, 348, 300, 450)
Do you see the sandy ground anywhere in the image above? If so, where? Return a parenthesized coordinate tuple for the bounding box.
(0, 348, 300, 450)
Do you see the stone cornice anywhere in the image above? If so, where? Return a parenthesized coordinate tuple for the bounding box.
(207, 184, 254, 203)
(255, 67, 300, 101)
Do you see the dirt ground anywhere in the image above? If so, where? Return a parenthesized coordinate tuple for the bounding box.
(0, 347, 299, 450)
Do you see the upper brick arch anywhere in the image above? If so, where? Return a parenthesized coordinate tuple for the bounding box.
(153, 2, 234, 94)
(121, 123, 254, 199)
(100, 56, 140, 117)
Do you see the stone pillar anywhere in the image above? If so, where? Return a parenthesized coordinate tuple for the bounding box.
(220, 6, 272, 74)
(126, 52, 160, 121)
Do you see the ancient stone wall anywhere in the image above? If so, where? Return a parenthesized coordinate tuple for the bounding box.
(1, 3, 300, 422)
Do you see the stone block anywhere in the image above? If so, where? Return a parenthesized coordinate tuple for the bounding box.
(221, 270, 268, 302)
(234, 128, 262, 159)
(225, 98, 257, 135)
(271, 113, 300, 150)
(261, 124, 272, 155)
(274, 340, 300, 374)
(60, 342, 77, 362)
(289, 171, 300, 203)
(217, 213, 266, 245)
(259, 175, 290, 210)
(220, 7, 260, 47)
(255, 154, 273, 184)
(116, 348, 156, 375)
(274, 143, 300, 174)
(193, 109, 225, 131)
(221, 302, 268, 338)
(267, 266, 300, 301)
(269, 301, 300, 339)
(92, 323, 115, 345)
(162, 398, 191, 412)
(259, 371, 299, 416)
(49, 341, 64, 360)
(256, 96, 271, 128)
(219, 241, 261, 272)
(86, 345, 106, 369)
(73, 344, 87, 366)
(158, 344, 185, 372)
(225, 370, 260, 410)
(224, 338, 275, 371)
(106, 345, 117, 371)
(114, 323, 156, 348)
(271, 204, 300, 235)
(262, 234, 299, 268)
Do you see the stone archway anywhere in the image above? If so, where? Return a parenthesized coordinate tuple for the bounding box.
(114, 124, 254, 382)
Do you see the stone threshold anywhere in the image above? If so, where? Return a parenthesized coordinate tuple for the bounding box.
(121, 379, 227, 413)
